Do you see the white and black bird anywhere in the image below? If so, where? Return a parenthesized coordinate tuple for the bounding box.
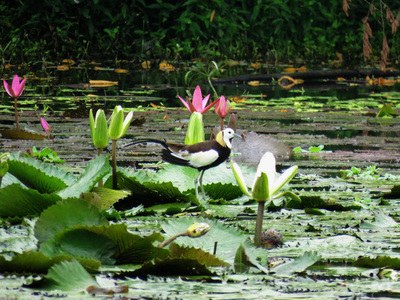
(125, 128, 237, 199)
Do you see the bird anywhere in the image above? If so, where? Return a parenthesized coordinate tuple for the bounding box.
(124, 128, 237, 199)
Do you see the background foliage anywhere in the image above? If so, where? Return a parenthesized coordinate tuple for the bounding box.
(0, 0, 399, 66)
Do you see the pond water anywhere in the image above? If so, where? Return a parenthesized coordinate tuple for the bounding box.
(1, 63, 400, 299)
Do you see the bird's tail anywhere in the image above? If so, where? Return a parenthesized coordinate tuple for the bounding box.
(123, 139, 168, 149)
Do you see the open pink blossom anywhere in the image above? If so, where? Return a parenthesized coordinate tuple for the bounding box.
(178, 85, 217, 114)
(3, 74, 26, 98)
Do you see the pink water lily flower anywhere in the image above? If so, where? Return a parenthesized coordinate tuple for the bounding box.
(3, 74, 26, 98)
(178, 85, 217, 114)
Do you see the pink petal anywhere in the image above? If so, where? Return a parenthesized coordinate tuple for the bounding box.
(178, 95, 193, 112)
(202, 99, 219, 114)
(12, 75, 26, 98)
(3, 80, 14, 98)
(201, 94, 211, 110)
(192, 85, 204, 112)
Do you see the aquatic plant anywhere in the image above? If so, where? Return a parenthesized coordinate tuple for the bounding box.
(0, 152, 10, 187)
(108, 105, 133, 189)
(89, 109, 109, 155)
(214, 95, 231, 130)
(178, 85, 217, 145)
(40, 117, 52, 138)
(3, 74, 26, 129)
(158, 222, 210, 248)
(231, 152, 298, 246)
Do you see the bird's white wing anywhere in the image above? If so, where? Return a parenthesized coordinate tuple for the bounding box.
(186, 149, 219, 168)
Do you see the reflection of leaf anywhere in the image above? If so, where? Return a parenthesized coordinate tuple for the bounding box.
(271, 251, 321, 275)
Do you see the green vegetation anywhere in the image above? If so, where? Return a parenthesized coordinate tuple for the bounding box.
(1, 0, 399, 66)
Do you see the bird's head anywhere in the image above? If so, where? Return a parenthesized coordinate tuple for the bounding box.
(216, 127, 236, 149)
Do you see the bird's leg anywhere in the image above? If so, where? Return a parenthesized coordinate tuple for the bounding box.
(199, 170, 205, 198)
(194, 170, 205, 200)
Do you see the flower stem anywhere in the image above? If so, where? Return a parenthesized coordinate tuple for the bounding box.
(158, 232, 188, 248)
(254, 201, 265, 246)
(97, 148, 104, 187)
(14, 97, 19, 129)
(219, 118, 225, 131)
(111, 139, 118, 189)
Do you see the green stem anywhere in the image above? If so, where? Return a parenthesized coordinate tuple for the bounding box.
(158, 232, 188, 248)
(254, 201, 265, 246)
(97, 148, 104, 187)
(14, 97, 19, 129)
(111, 139, 117, 189)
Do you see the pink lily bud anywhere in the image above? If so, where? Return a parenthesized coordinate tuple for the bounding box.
(40, 117, 51, 133)
(3, 74, 26, 98)
(215, 95, 231, 119)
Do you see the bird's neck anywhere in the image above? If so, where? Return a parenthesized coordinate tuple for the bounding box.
(215, 132, 232, 149)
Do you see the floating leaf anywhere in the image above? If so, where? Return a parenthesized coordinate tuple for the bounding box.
(0, 184, 60, 217)
(8, 154, 74, 193)
(89, 80, 118, 87)
(57, 155, 111, 199)
(40, 228, 117, 265)
(0, 251, 100, 274)
(161, 217, 255, 266)
(355, 256, 400, 270)
(169, 243, 229, 267)
(0, 128, 45, 140)
(87, 224, 167, 264)
(35, 198, 108, 243)
(36, 260, 96, 291)
(271, 251, 321, 275)
(81, 187, 131, 211)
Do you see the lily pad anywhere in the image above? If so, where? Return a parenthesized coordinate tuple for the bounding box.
(0, 128, 45, 140)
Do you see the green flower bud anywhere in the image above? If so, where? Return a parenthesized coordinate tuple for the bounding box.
(252, 172, 270, 202)
(184, 111, 205, 145)
(89, 109, 109, 149)
(186, 222, 210, 238)
(108, 105, 133, 140)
